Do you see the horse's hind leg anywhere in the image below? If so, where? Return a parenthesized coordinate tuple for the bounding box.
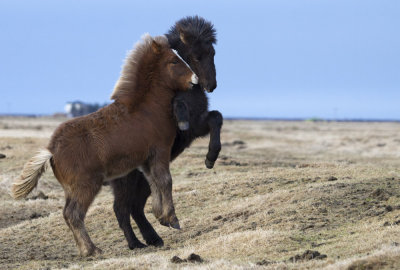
(63, 196, 79, 244)
(129, 172, 164, 246)
(63, 178, 102, 256)
(111, 176, 146, 249)
(113, 199, 146, 249)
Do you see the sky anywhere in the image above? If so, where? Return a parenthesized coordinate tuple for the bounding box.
(1, 0, 399, 119)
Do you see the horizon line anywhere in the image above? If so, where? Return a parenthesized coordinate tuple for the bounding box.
(1, 113, 400, 123)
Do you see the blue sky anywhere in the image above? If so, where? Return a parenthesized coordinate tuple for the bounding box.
(1, 0, 399, 119)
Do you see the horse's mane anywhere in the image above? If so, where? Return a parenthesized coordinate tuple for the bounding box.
(166, 16, 217, 48)
(110, 34, 169, 104)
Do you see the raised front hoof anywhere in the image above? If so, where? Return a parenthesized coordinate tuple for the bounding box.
(159, 216, 181, 230)
(80, 246, 103, 257)
(178, 121, 189, 131)
(205, 158, 215, 169)
(128, 240, 147, 250)
(146, 237, 164, 247)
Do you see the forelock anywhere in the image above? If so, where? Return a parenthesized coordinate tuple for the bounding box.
(167, 16, 217, 46)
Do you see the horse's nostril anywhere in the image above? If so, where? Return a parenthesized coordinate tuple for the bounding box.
(203, 82, 216, 93)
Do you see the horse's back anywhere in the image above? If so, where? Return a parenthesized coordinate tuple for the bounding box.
(47, 100, 177, 183)
(48, 105, 120, 181)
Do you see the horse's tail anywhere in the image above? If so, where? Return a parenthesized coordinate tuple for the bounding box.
(11, 149, 53, 199)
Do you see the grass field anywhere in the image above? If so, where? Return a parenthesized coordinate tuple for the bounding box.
(1, 116, 400, 269)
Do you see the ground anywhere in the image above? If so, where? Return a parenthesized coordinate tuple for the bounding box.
(1, 116, 400, 269)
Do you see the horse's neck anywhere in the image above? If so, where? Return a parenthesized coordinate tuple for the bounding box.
(145, 86, 175, 114)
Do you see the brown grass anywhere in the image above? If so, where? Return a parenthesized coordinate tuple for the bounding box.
(1, 117, 400, 269)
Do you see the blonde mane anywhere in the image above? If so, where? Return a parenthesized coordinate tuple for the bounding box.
(110, 33, 170, 102)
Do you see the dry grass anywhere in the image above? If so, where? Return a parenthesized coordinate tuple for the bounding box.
(1, 117, 400, 269)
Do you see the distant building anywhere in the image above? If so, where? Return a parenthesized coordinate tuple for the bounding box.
(65, 101, 107, 117)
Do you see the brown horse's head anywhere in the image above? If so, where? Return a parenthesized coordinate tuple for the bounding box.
(150, 40, 198, 92)
(111, 34, 198, 106)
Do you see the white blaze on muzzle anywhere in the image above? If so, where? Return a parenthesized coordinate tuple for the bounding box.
(191, 73, 198, 85)
(172, 49, 198, 85)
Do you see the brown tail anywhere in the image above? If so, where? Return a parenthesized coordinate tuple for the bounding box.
(11, 149, 52, 199)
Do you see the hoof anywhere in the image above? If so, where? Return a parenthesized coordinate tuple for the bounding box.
(205, 158, 215, 169)
(146, 237, 164, 247)
(81, 246, 103, 257)
(129, 240, 147, 250)
(170, 216, 181, 230)
(159, 216, 181, 230)
(92, 247, 103, 256)
(159, 219, 170, 228)
(178, 121, 189, 131)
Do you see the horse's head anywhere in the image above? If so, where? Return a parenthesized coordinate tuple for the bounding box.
(152, 39, 198, 92)
(169, 16, 217, 93)
(111, 34, 197, 106)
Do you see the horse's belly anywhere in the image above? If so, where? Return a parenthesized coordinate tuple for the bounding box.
(103, 151, 147, 181)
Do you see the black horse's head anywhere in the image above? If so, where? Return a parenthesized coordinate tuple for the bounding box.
(167, 16, 217, 93)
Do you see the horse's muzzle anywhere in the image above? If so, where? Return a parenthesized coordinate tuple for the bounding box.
(191, 73, 198, 85)
(203, 81, 216, 93)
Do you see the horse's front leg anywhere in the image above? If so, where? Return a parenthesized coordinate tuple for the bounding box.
(193, 110, 223, 169)
(141, 153, 180, 229)
(205, 110, 223, 168)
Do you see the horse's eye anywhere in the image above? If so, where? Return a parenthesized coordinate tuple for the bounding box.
(192, 55, 201, 62)
(171, 60, 179, 65)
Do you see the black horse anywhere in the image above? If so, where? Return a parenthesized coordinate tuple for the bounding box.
(110, 16, 223, 249)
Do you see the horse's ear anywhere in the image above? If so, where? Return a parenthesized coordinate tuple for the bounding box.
(151, 40, 162, 54)
(180, 32, 188, 45)
(178, 26, 195, 45)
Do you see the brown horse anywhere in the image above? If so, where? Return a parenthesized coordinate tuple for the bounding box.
(11, 34, 198, 256)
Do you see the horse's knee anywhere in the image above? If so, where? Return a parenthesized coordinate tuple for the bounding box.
(173, 98, 190, 130)
(150, 192, 163, 218)
(151, 166, 172, 187)
(64, 200, 86, 228)
(208, 110, 223, 127)
(63, 200, 74, 221)
(63, 198, 70, 221)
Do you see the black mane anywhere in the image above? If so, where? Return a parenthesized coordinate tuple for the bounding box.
(166, 16, 217, 48)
